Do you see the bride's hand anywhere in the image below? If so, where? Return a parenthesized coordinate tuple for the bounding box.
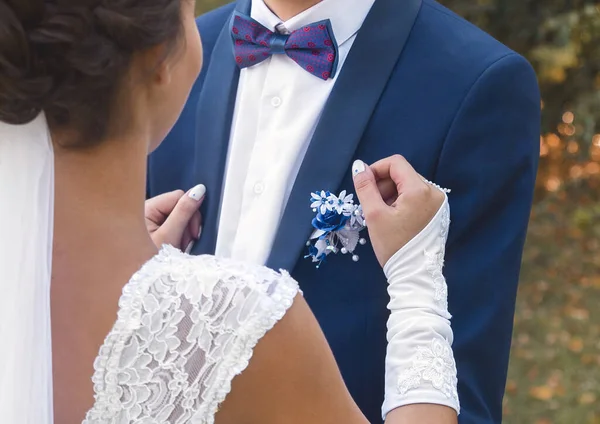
(352, 156, 445, 267)
(145, 184, 205, 252)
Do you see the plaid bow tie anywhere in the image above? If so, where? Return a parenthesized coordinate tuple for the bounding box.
(231, 12, 339, 80)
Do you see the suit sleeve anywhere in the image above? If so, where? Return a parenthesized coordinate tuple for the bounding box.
(435, 53, 540, 422)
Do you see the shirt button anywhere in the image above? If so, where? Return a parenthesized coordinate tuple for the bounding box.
(271, 96, 282, 107)
(253, 181, 265, 195)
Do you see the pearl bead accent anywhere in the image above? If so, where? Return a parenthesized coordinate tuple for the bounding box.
(359, 238, 366, 245)
(341, 247, 348, 254)
(352, 255, 359, 262)
(422, 178, 451, 194)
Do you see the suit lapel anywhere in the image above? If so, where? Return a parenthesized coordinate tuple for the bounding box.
(267, 0, 423, 270)
(192, 0, 251, 255)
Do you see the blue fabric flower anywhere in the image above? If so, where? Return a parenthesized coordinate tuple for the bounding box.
(306, 187, 368, 268)
(312, 208, 349, 233)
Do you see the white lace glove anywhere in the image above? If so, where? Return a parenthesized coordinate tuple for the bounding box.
(381, 193, 460, 419)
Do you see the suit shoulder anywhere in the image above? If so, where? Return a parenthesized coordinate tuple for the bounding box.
(195, 3, 236, 51)
(416, 0, 529, 74)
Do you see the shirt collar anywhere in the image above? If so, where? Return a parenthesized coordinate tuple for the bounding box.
(250, 0, 376, 46)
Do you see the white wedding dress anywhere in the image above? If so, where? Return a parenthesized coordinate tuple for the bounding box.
(83, 248, 300, 424)
(83, 196, 458, 424)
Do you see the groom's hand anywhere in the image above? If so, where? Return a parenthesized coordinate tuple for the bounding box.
(145, 184, 205, 252)
(352, 156, 444, 267)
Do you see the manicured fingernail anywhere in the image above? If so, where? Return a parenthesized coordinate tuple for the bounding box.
(352, 160, 365, 176)
(185, 240, 194, 254)
(197, 224, 203, 240)
(188, 184, 206, 201)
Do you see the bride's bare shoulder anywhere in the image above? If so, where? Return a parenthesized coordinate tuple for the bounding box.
(213, 287, 368, 424)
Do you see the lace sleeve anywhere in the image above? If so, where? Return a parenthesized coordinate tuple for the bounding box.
(381, 195, 460, 419)
(84, 247, 299, 424)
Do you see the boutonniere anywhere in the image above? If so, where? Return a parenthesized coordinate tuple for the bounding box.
(305, 190, 367, 268)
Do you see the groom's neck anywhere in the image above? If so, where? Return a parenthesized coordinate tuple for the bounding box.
(263, 0, 322, 21)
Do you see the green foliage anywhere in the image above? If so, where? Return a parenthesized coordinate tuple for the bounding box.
(196, 0, 227, 15)
(506, 180, 600, 423)
(438, 0, 600, 194)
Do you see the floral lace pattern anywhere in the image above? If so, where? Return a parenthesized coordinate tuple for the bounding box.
(83, 245, 299, 424)
(424, 205, 451, 313)
(397, 338, 460, 411)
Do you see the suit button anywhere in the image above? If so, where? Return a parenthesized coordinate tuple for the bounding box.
(271, 96, 282, 107)
(253, 181, 265, 194)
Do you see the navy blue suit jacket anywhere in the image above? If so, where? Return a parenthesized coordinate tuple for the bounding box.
(147, 0, 540, 422)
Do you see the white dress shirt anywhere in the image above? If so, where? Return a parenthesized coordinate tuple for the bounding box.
(215, 0, 375, 264)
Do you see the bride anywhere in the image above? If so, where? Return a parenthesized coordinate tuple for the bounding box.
(0, 0, 459, 423)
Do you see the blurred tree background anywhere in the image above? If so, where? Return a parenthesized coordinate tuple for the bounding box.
(196, 1, 600, 422)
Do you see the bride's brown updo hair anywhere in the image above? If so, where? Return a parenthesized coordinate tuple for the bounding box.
(0, 0, 183, 147)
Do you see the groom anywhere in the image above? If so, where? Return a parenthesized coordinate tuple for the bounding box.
(147, 0, 540, 421)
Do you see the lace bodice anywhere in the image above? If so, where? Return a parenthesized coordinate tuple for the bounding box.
(83, 246, 299, 424)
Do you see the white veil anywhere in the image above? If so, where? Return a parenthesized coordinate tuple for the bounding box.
(0, 113, 54, 423)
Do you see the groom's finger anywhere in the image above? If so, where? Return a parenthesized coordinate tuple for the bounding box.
(352, 160, 386, 219)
